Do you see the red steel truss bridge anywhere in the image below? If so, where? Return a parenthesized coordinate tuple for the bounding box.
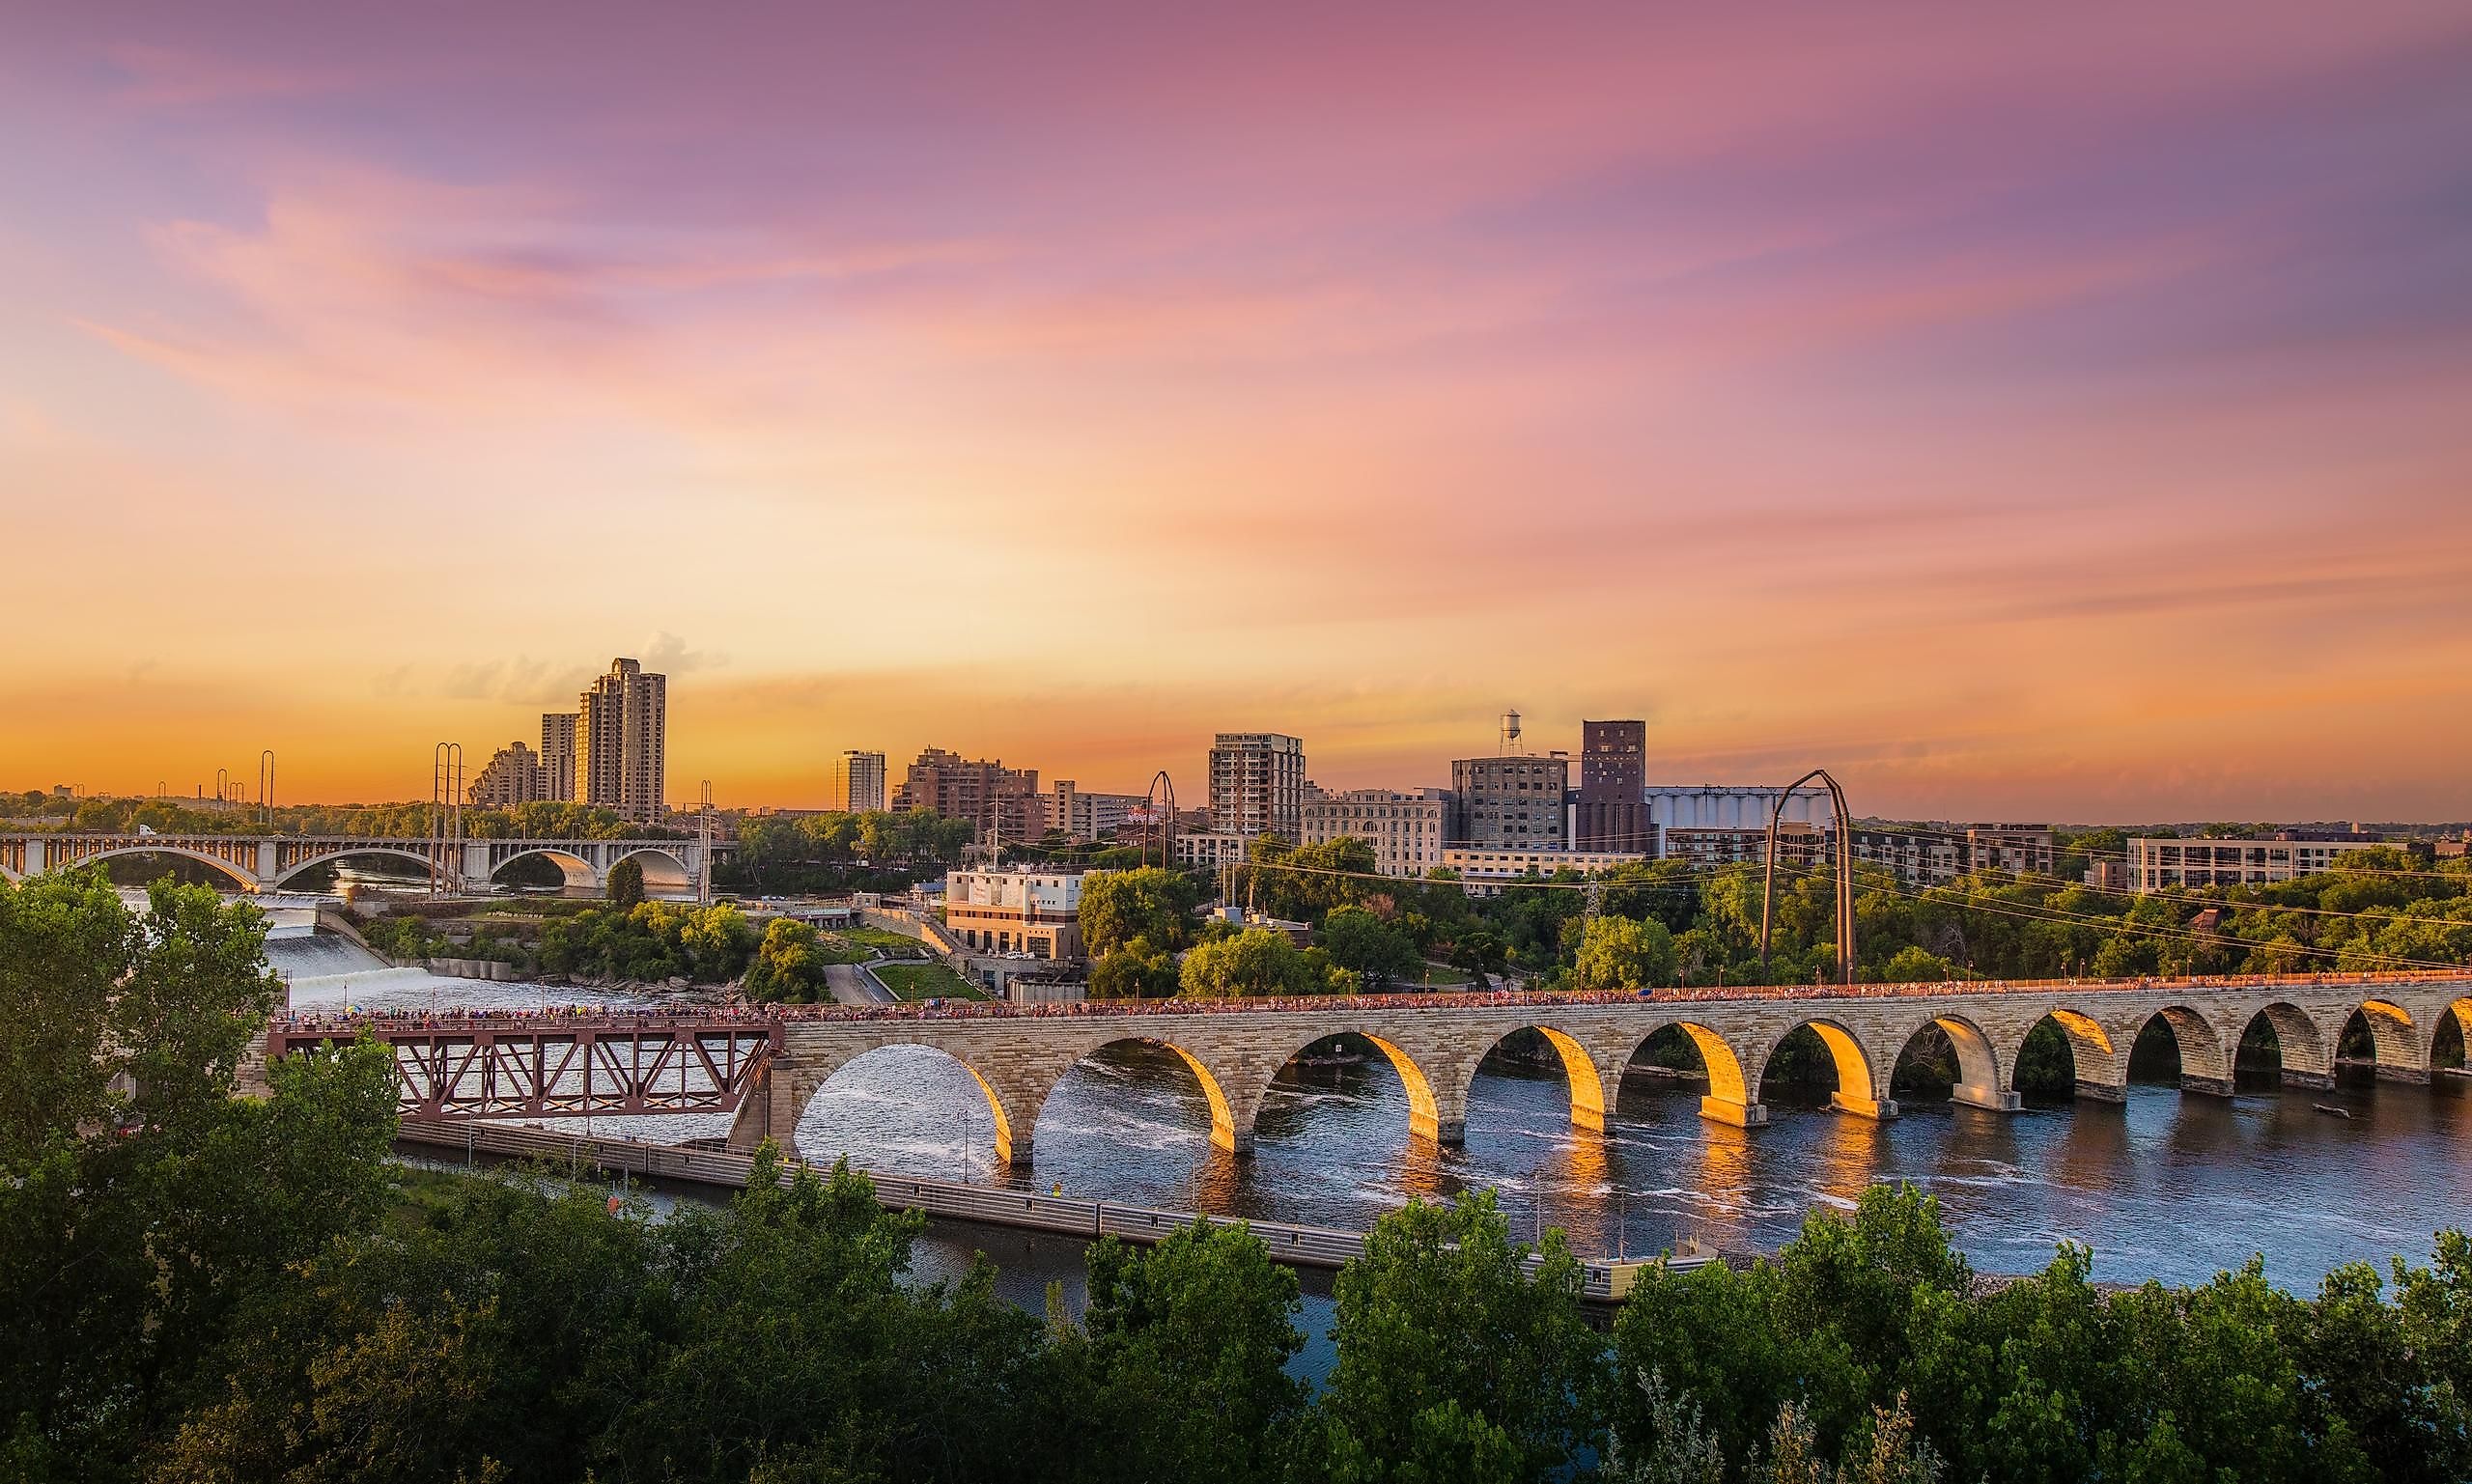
(265, 1014, 783, 1121)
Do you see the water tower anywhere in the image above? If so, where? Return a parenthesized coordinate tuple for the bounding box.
(1500, 710, 1523, 756)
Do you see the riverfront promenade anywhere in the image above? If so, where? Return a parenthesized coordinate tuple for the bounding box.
(267, 969, 2472, 1166)
(392, 1118, 1691, 1298)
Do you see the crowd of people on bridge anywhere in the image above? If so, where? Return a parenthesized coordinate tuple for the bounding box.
(265, 966, 2443, 1036)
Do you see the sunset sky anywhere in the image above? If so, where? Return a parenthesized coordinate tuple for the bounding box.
(5, 2, 2470, 822)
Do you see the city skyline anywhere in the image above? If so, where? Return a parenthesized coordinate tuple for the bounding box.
(7, 4, 2472, 819)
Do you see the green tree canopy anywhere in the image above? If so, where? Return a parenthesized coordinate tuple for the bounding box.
(1079, 866, 1204, 957)
(1317, 1190, 1603, 1482)
(1178, 927, 1317, 997)
(1319, 905, 1421, 987)
(1574, 914, 1678, 991)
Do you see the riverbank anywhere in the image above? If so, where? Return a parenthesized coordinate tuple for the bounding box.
(394, 1118, 1702, 1301)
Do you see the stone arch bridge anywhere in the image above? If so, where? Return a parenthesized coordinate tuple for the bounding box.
(1, 831, 717, 894)
(718, 974, 2472, 1164)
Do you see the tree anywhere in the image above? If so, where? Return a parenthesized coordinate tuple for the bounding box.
(1079, 867, 1202, 957)
(1316, 1190, 1604, 1481)
(1052, 1221, 1306, 1483)
(1575, 914, 1677, 991)
(1247, 835, 1380, 923)
(743, 917, 829, 1003)
(0, 872, 400, 1481)
(1320, 906, 1420, 988)
(1088, 940, 1179, 999)
(607, 1147, 1044, 1482)
(1178, 928, 1317, 997)
(606, 856, 645, 910)
(1876, 945, 1960, 984)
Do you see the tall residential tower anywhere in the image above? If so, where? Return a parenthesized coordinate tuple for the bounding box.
(577, 658, 667, 822)
(539, 713, 578, 802)
(1208, 732, 1306, 839)
(841, 749, 887, 813)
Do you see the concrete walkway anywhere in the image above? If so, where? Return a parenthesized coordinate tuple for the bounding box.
(824, 961, 893, 1006)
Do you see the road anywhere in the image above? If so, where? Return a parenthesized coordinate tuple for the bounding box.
(824, 961, 893, 1006)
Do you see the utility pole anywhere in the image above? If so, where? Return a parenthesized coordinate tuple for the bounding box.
(697, 779, 715, 905)
(431, 743, 464, 895)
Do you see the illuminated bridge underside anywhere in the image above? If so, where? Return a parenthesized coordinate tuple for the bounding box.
(263, 977, 2472, 1167)
(0, 831, 720, 893)
(266, 1022, 779, 1120)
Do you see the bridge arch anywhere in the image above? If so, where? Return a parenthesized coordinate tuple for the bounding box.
(1464, 1025, 1612, 1136)
(1760, 1018, 1889, 1119)
(491, 848, 600, 890)
(2022, 1009, 2121, 1099)
(2128, 1005, 2232, 1094)
(1268, 1030, 1447, 1146)
(789, 1040, 1027, 1168)
(1034, 1036, 1246, 1156)
(1888, 1012, 2012, 1111)
(270, 846, 440, 889)
(613, 846, 694, 895)
(2342, 998, 2423, 1081)
(2434, 997, 2472, 1070)
(2231, 1002, 2332, 1088)
(58, 845, 259, 891)
(1618, 1020, 1756, 1126)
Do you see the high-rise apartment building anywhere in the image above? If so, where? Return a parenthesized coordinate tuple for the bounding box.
(1574, 719, 1649, 851)
(892, 747, 1042, 843)
(1664, 823, 1826, 870)
(1850, 827, 1968, 887)
(468, 741, 544, 807)
(1209, 733, 1306, 839)
(577, 658, 667, 823)
(1449, 753, 1568, 849)
(1048, 780, 1146, 841)
(2125, 831, 2382, 893)
(1966, 825, 2058, 877)
(539, 714, 578, 802)
(1302, 788, 1450, 877)
(841, 750, 887, 813)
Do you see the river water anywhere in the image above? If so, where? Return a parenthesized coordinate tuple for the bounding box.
(291, 969, 2471, 1301)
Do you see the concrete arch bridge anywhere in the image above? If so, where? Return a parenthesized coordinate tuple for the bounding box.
(0, 831, 716, 894)
(721, 974, 2472, 1164)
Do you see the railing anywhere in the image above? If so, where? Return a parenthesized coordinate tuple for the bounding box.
(393, 1119, 1686, 1298)
(267, 966, 2470, 1038)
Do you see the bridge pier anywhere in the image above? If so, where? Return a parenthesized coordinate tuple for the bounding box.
(1829, 1091, 1899, 1121)
(1699, 1096, 1768, 1127)
(2280, 1068, 2336, 1090)
(2179, 1074, 2235, 1098)
(2073, 1078, 2127, 1103)
(1950, 1085, 2021, 1112)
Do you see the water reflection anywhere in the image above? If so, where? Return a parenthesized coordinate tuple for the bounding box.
(796, 1038, 2469, 1291)
(297, 973, 2469, 1292)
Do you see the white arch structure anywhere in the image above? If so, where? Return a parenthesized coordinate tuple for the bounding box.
(2, 831, 715, 895)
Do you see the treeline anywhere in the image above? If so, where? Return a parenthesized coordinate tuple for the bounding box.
(7, 873, 2467, 1483)
(1107, 839, 2472, 994)
(533, 899, 758, 984)
(720, 809, 977, 893)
